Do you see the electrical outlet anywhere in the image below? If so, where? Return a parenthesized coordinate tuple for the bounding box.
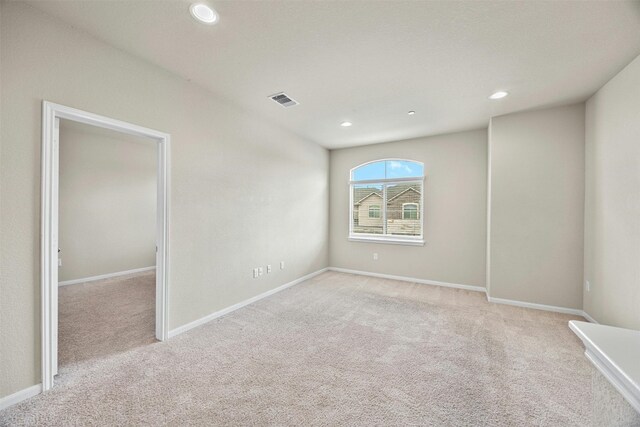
(58, 258, 62, 267)
(258, 267, 264, 276)
(267, 264, 272, 273)
(280, 261, 285, 270)
(373, 253, 378, 261)
(253, 268, 259, 278)
(585, 280, 591, 292)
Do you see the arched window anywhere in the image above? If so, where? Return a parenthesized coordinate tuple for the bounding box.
(350, 159, 424, 245)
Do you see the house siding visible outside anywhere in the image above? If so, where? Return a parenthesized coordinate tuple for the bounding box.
(387, 188, 421, 236)
(387, 188, 420, 220)
(357, 194, 384, 229)
(353, 185, 421, 236)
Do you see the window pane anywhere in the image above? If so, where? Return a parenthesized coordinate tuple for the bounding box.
(386, 182, 421, 236)
(352, 184, 383, 234)
(352, 159, 423, 181)
(352, 161, 385, 181)
(385, 160, 423, 179)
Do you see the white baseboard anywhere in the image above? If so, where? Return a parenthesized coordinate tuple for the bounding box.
(0, 384, 42, 411)
(1, 268, 328, 408)
(168, 268, 328, 338)
(328, 267, 486, 293)
(581, 310, 599, 324)
(327, 267, 596, 319)
(487, 296, 584, 316)
(58, 266, 156, 286)
(2, 267, 598, 412)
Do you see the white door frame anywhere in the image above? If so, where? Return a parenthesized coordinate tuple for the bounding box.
(41, 101, 170, 391)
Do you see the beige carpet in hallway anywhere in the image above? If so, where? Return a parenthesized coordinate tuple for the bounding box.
(1, 271, 591, 426)
(58, 270, 156, 368)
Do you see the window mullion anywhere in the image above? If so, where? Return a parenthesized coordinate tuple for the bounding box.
(349, 183, 353, 235)
(382, 183, 387, 235)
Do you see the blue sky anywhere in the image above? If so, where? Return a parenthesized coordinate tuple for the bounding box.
(352, 160, 423, 181)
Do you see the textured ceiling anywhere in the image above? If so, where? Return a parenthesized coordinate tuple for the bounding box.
(27, 0, 640, 149)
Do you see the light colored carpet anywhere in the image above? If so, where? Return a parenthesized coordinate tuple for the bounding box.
(58, 270, 156, 367)
(1, 271, 591, 426)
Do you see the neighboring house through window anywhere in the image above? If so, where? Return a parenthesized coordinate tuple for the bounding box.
(403, 203, 419, 219)
(349, 159, 424, 245)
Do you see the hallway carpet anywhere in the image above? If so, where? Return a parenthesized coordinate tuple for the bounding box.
(58, 270, 156, 368)
(1, 271, 591, 426)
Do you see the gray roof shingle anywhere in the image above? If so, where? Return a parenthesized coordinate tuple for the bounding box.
(354, 183, 421, 205)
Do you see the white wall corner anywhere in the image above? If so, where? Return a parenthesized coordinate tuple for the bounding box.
(581, 310, 599, 324)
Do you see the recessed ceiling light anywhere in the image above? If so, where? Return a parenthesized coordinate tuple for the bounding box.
(489, 91, 509, 100)
(340, 121, 353, 127)
(190, 3, 218, 25)
(408, 111, 415, 115)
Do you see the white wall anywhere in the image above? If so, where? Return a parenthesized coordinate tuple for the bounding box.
(0, 2, 329, 399)
(488, 103, 585, 309)
(330, 129, 487, 287)
(584, 54, 640, 330)
(59, 120, 156, 282)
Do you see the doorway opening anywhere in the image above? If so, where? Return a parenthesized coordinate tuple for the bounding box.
(41, 101, 170, 391)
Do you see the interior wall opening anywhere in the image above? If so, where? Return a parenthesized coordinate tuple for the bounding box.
(57, 119, 158, 373)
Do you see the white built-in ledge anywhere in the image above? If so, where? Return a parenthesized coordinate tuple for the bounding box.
(569, 320, 640, 413)
(348, 236, 425, 246)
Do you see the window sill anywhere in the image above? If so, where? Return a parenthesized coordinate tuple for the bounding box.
(348, 235, 425, 246)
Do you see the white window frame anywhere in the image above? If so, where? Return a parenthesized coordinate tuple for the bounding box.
(368, 204, 381, 218)
(402, 203, 419, 220)
(349, 159, 425, 246)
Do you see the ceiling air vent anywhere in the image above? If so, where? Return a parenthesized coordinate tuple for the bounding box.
(269, 92, 299, 108)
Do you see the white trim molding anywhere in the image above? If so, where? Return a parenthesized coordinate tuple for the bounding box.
(487, 296, 584, 316)
(328, 267, 486, 293)
(569, 320, 640, 414)
(348, 236, 425, 246)
(58, 266, 156, 286)
(41, 101, 171, 392)
(0, 384, 42, 411)
(486, 119, 493, 296)
(328, 267, 599, 321)
(168, 268, 328, 338)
